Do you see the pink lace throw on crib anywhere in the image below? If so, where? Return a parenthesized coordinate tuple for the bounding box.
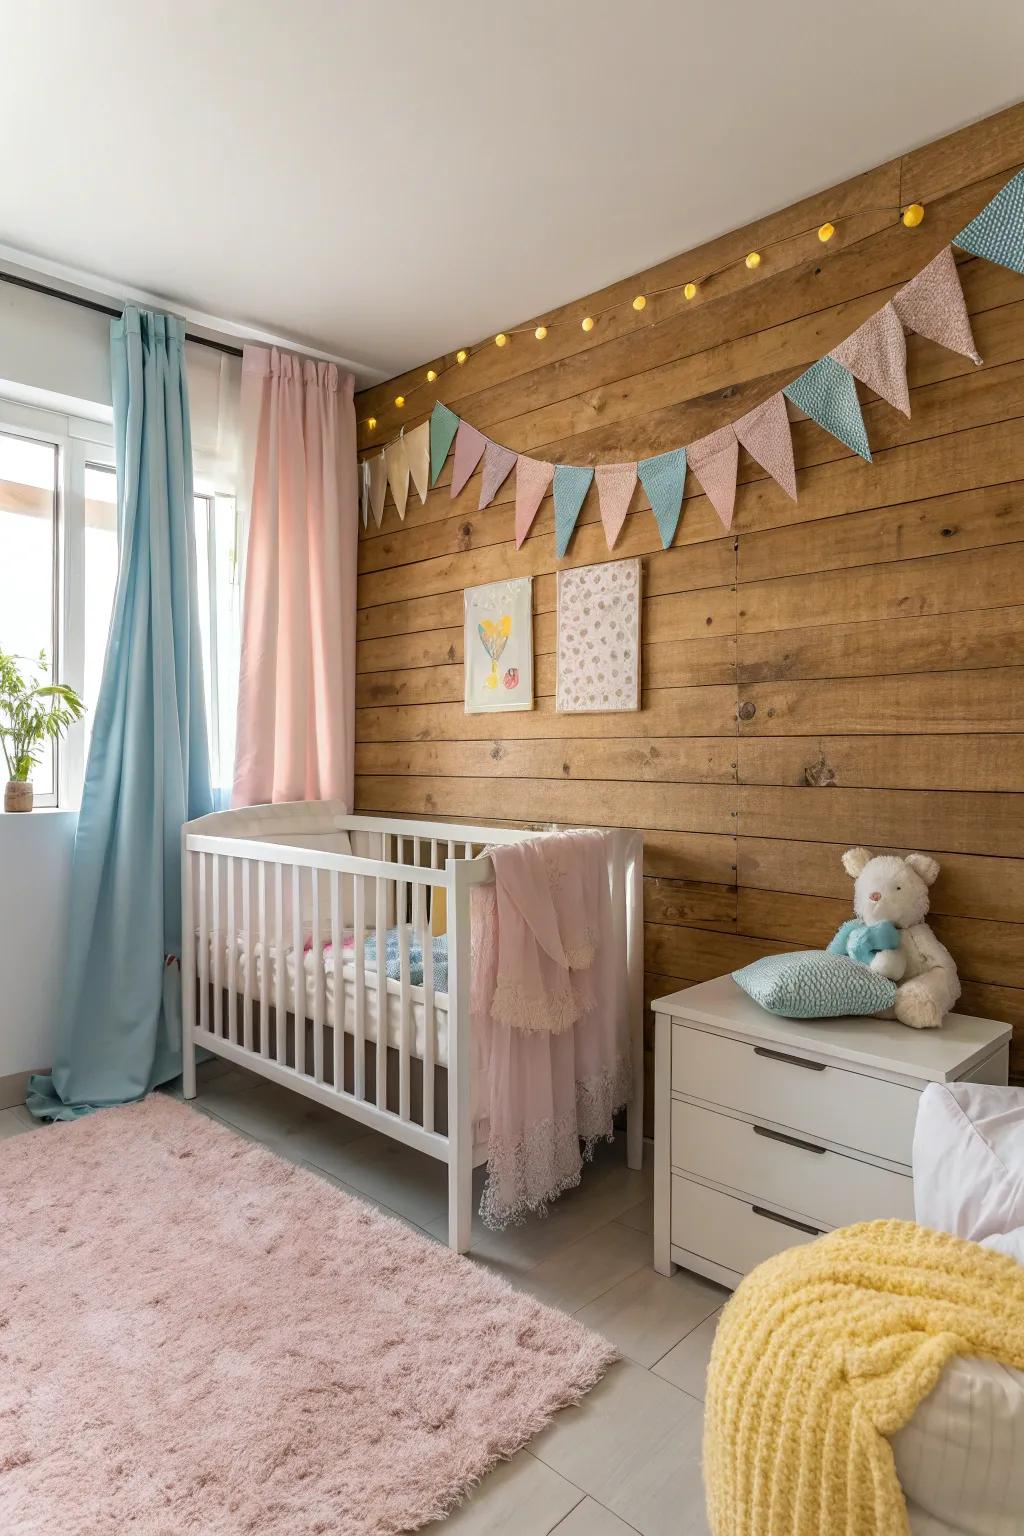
(471, 830, 631, 1229)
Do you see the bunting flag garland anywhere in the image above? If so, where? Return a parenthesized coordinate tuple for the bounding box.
(478, 439, 518, 509)
(892, 246, 982, 365)
(515, 456, 554, 548)
(430, 401, 459, 485)
(404, 419, 431, 504)
(687, 426, 739, 530)
(595, 462, 637, 549)
(384, 436, 410, 521)
(362, 166, 1024, 554)
(637, 448, 687, 549)
(733, 393, 797, 502)
(450, 421, 488, 498)
(831, 302, 910, 417)
(953, 168, 1024, 274)
(553, 464, 594, 558)
(783, 354, 872, 462)
(368, 451, 388, 527)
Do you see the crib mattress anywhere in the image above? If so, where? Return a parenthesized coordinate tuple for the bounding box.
(199, 931, 451, 1069)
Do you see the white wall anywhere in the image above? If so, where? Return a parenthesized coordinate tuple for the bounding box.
(0, 811, 75, 1087)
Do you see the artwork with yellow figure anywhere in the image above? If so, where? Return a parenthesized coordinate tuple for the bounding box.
(464, 578, 534, 714)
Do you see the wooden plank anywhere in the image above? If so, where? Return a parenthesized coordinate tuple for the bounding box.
(734, 785, 1024, 858)
(645, 922, 791, 981)
(737, 735, 1024, 793)
(644, 877, 738, 932)
(737, 837, 1024, 926)
(736, 668, 1024, 737)
(356, 737, 738, 785)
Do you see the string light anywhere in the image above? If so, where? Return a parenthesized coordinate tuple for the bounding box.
(357, 194, 928, 433)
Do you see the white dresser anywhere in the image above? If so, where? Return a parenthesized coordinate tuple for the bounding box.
(653, 975, 1012, 1287)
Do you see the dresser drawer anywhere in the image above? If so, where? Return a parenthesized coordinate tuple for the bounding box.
(671, 1174, 819, 1277)
(670, 1099, 914, 1230)
(672, 1022, 920, 1164)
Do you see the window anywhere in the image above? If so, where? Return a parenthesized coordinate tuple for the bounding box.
(0, 397, 240, 808)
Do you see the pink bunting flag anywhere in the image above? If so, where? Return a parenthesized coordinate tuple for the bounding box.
(384, 436, 410, 521)
(403, 419, 431, 504)
(478, 440, 518, 509)
(594, 462, 637, 549)
(514, 456, 554, 548)
(831, 301, 910, 417)
(450, 421, 488, 499)
(733, 392, 797, 502)
(686, 426, 739, 530)
(892, 246, 982, 365)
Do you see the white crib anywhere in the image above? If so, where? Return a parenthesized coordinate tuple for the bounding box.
(180, 802, 644, 1252)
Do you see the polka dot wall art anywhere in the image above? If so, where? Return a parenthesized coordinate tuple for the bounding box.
(556, 558, 641, 714)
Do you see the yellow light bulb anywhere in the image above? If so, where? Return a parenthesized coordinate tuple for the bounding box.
(456, 349, 468, 365)
(902, 202, 925, 228)
(534, 325, 548, 340)
(426, 368, 437, 383)
(394, 395, 405, 408)
(495, 333, 508, 347)
(632, 295, 647, 311)
(581, 316, 595, 332)
(367, 416, 377, 431)
(684, 281, 698, 301)
(817, 222, 835, 243)
(745, 251, 761, 270)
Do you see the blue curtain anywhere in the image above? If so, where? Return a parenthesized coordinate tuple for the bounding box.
(28, 308, 213, 1119)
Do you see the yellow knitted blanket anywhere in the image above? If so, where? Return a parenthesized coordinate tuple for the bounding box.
(704, 1220, 1024, 1536)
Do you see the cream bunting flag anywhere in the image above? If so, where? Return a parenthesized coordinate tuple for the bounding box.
(368, 451, 388, 527)
(831, 302, 910, 417)
(360, 458, 370, 527)
(687, 426, 740, 530)
(478, 440, 518, 509)
(892, 246, 982, 365)
(384, 436, 410, 521)
(451, 421, 488, 499)
(403, 419, 431, 504)
(514, 456, 554, 548)
(733, 393, 798, 502)
(594, 463, 637, 549)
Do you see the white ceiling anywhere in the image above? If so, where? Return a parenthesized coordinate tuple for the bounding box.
(2, 0, 1023, 385)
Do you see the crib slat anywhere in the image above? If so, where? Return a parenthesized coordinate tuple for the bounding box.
(258, 861, 269, 1058)
(292, 864, 305, 1076)
(226, 855, 237, 1045)
(418, 879, 435, 1134)
(211, 853, 222, 1038)
(398, 880, 411, 1122)
(241, 860, 252, 1052)
(375, 867, 387, 1113)
(354, 874, 366, 1101)
(312, 874, 324, 1083)
(275, 862, 286, 1066)
(198, 852, 209, 1035)
(331, 872, 342, 1093)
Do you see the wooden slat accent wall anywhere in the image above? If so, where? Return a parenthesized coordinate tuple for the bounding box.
(356, 102, 1024, 1111)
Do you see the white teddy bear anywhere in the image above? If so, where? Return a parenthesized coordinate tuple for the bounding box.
(841, 847, 961, 1030)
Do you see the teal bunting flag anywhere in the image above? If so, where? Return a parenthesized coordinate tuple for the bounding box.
(637, 448, 687, 549)
(783, 355, 871, 462)
(429, 401, 460, 485)
(953, 168, 1024, 275)
(553, 464, 594, 557)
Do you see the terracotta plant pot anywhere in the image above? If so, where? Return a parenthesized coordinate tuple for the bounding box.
(4, 780, 33, 813)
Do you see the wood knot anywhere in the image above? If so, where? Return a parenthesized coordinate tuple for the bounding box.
(803, 753, 836, 788)
(489, 743, 505, 761)
(737, 701, 757, 721)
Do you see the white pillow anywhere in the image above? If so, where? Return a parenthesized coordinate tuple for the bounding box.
(913, 1082, 1024, 1242)
(893, 1353, 1024, 1536)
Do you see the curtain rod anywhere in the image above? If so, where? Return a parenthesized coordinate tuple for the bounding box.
(0, 269, 244, 359)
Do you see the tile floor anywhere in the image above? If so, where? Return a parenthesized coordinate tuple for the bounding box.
(0, 1063, 726, 1535)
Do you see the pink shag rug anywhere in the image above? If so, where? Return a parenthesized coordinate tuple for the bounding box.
(0, 1095, 616, 1535)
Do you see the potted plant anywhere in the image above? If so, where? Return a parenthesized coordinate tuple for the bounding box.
(0, 649, 85, 812)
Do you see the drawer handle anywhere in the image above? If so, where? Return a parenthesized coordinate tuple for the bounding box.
(753, 1124, 827, 1156)
(751, 1204, 823, 1238)
(753, 1045, 826, 1072)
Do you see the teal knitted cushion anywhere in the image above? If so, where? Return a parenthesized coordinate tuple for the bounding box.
(732, 951, 898, 1019)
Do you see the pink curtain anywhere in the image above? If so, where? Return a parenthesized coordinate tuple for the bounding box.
(233, 346, 357, 808)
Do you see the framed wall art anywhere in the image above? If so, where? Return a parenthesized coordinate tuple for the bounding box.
(556, 558, 641, 714)
(463, 576, 534, 714)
